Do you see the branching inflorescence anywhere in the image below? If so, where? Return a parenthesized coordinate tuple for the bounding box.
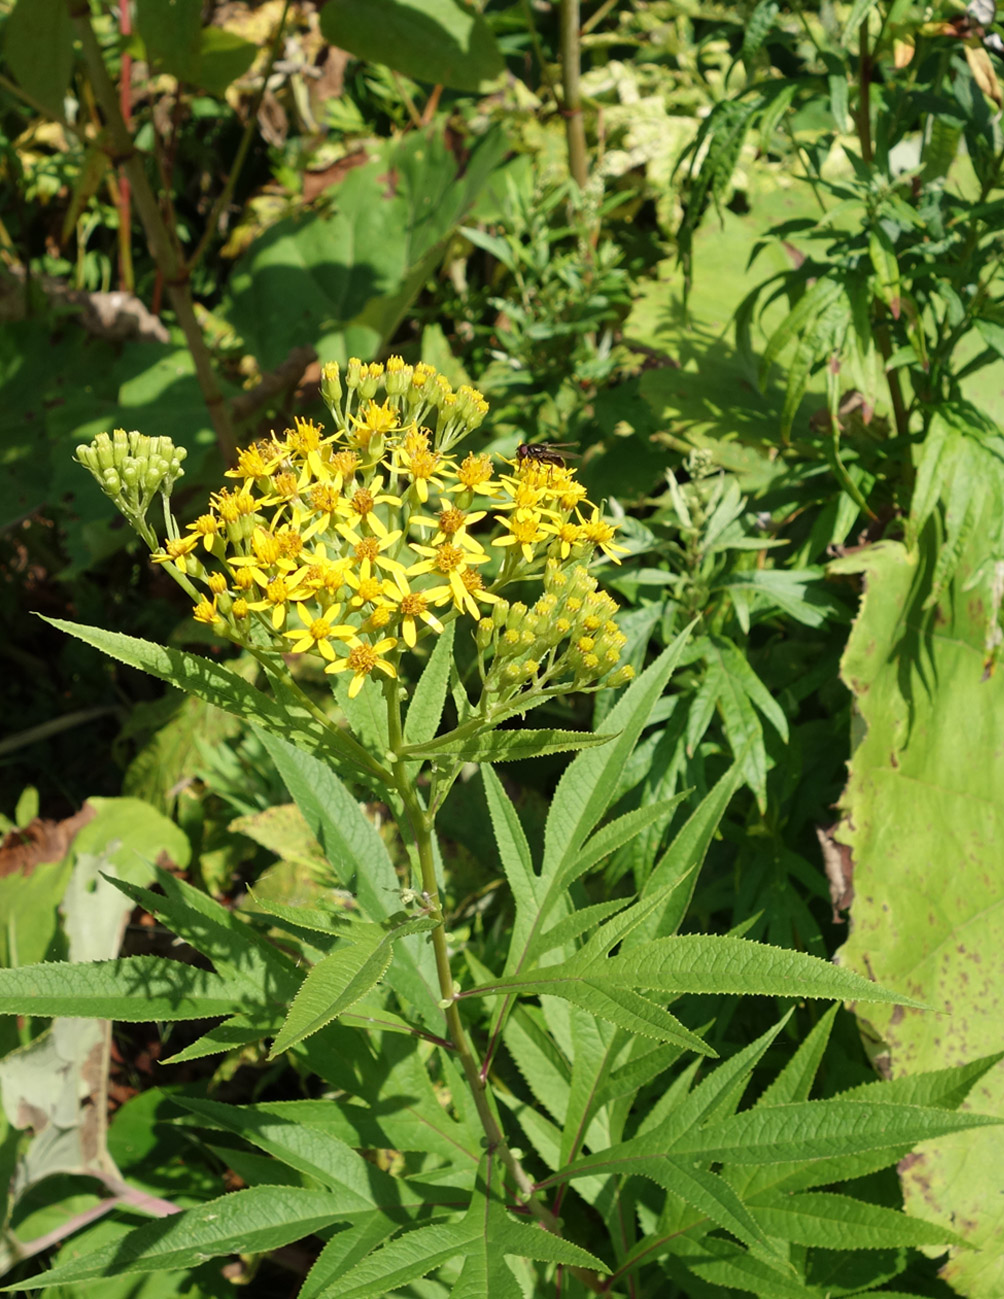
(77, 357, 633, 706)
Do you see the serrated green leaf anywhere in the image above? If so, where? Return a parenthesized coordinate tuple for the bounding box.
(5, 1187, 348, 1289)
(42, 619, 386, 782)
(467, 934, 925, 1011)
(160, 1011, 280, 1064)
(0, 956, 243, 1021)
(562, 795, 689, 889)
(257, 729, 442, 1025)
(674, 1100, 1000, 1165)
(534, 897, 631, 959)
(749, 1189, 968, 1250)
(407, 727, 614, 764)
(481, 765, 538, 925)
(633, 763, 741, 942)
(322, 1160, 606, 1299)
(170, 1096, 429, 1211)
(542, 630, 694, 893)
(269, 917, 437, 1057)
(105, 866, 297, 996)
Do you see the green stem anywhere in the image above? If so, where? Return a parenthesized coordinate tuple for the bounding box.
(559, 0, 589, 190)
(382, 678, 561, 1229)
(856, 19, 873, 166)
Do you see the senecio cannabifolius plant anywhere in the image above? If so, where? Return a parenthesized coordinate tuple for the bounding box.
(21, 357, 984, 1296)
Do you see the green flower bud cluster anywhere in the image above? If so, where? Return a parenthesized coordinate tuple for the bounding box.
(320, 357, 489, 455)
(476, 560, 634, 705)
(75, 429, 187, 543)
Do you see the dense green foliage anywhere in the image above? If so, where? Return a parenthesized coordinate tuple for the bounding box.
(1, 1, 1003, 1296)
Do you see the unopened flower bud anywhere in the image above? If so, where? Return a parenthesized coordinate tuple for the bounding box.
(321, 361, 342, 407)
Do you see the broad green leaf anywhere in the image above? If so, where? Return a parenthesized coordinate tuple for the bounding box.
(405, 727, 614, 764)
(134, 0, 202, 82)
(833, 523, 1004, 1297)
(196, 26, 256, 95)
(320, 0, 504, 92)
(403, 619, 456, 746)
(975, 316, 1004, 362)
(269, 917, 437, 1057)
(224, 130, 504, 369)
(42, 619, 384, 782)
(5, 0, 75, 117)
(6, 1187, 350, 1289)
(0, 957, 243, 1021)
(749, 1189, 967, 1250)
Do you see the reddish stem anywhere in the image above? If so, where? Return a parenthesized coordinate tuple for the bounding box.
(117, 0, 134, 291)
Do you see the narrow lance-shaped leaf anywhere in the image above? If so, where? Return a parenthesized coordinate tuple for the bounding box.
(105, 866, 298, 996)
(0, 956, 245, 1021)
(42, 618, 386, 782)
(466, 935, 926, 1009)
(403, 618, 456, 746)
(258, 729, 443, 1025)
(631, 762, 742, 943)
(269, 916, 438, 1058)
(748, 1189, 968, 1251)
(323, 1158, 607, 1299)
(5, 1188, 350, 1290)
(407, 728, 615, 764)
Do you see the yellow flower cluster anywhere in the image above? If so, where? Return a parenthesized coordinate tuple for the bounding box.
(153, 358, 631, 698)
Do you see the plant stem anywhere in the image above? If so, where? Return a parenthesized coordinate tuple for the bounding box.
(559, 0, 589, 190)
(382, 678, 562, 1230)
(67, 0, 236, 462)
(116, 0, 134, 292)
(874, 308, 909, 438)
(856, 20, 873, 165)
